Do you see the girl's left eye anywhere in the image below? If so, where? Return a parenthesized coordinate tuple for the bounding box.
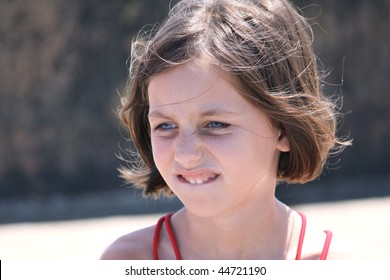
(205, 121, 230, 129)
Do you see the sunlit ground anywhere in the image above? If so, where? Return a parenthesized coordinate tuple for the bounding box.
(0, 197, 389, 260)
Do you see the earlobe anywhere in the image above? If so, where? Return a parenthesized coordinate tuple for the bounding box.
(277, 131, 290, 152)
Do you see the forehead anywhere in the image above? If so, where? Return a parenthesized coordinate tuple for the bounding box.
(147, 61, 243, 110)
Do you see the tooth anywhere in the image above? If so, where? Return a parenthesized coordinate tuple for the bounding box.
(204, 175, 213, 182)
(184, 174, 217, 185)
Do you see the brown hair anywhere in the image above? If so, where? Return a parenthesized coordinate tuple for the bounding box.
(119, 0, 351, 198)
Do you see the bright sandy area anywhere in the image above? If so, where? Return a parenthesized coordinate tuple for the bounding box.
(0, 197, 389, 260)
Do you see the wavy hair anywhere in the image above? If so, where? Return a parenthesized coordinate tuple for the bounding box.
(118, 0, 351, 198)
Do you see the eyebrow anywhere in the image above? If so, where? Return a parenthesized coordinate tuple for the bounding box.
(148, 109, 239, 119)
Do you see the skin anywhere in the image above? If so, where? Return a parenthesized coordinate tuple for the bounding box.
(101, 60, 353, 260)
(148, 60, 288, 219)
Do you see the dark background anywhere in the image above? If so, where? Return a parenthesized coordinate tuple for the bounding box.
(0, 0, 389, 223)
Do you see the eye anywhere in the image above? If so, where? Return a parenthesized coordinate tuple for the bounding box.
(205, 121, 230, 130)
(151, 122, 178, 136)
(154, 122, 177, 131)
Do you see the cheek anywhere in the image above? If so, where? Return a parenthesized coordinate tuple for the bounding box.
(204, 135, 251, 170)
(151, 137, 172, 169)
(203, 135, 243, 165)
(250, 139, 279, 177)
(230, 136, 277, 172)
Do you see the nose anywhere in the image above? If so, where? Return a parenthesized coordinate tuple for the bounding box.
(174, 130, 203, 168)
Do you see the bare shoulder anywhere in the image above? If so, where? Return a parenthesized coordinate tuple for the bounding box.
(100, 225, 156, 260)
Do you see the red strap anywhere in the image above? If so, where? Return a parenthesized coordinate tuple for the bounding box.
(165, 213, 182, 260)
(295, 212, 306, 260)
(153, 215, 165, 260)
(320, 230, 333, 260)
(295, 212, 333, 260)
(153, 213, 182, 260)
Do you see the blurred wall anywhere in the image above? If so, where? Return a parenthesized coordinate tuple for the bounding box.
(0, 0, 389, 200)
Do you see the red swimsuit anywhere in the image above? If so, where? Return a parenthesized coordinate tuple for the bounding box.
(153, 212, 332, 260)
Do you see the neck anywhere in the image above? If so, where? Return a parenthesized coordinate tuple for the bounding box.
(175, 199, 295, 259)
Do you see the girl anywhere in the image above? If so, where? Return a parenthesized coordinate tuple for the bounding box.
(101, 0, 351, 260)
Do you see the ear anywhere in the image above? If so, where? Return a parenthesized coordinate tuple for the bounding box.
(276, 130, 290, 152)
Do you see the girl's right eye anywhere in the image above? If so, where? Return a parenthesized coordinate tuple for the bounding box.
(153, 123, 177, 134)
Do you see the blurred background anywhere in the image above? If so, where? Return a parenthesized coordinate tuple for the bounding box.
(0, 0, 389, 259)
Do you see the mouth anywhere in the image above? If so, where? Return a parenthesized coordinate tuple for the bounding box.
(178, 173, 219, 185)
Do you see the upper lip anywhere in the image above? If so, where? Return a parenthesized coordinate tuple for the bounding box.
(175, 168, 219, 178)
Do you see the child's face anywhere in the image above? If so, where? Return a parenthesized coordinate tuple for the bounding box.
(148, 61, 289, 217)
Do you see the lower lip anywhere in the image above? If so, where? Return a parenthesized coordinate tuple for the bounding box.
(178, 175, 219, 185)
